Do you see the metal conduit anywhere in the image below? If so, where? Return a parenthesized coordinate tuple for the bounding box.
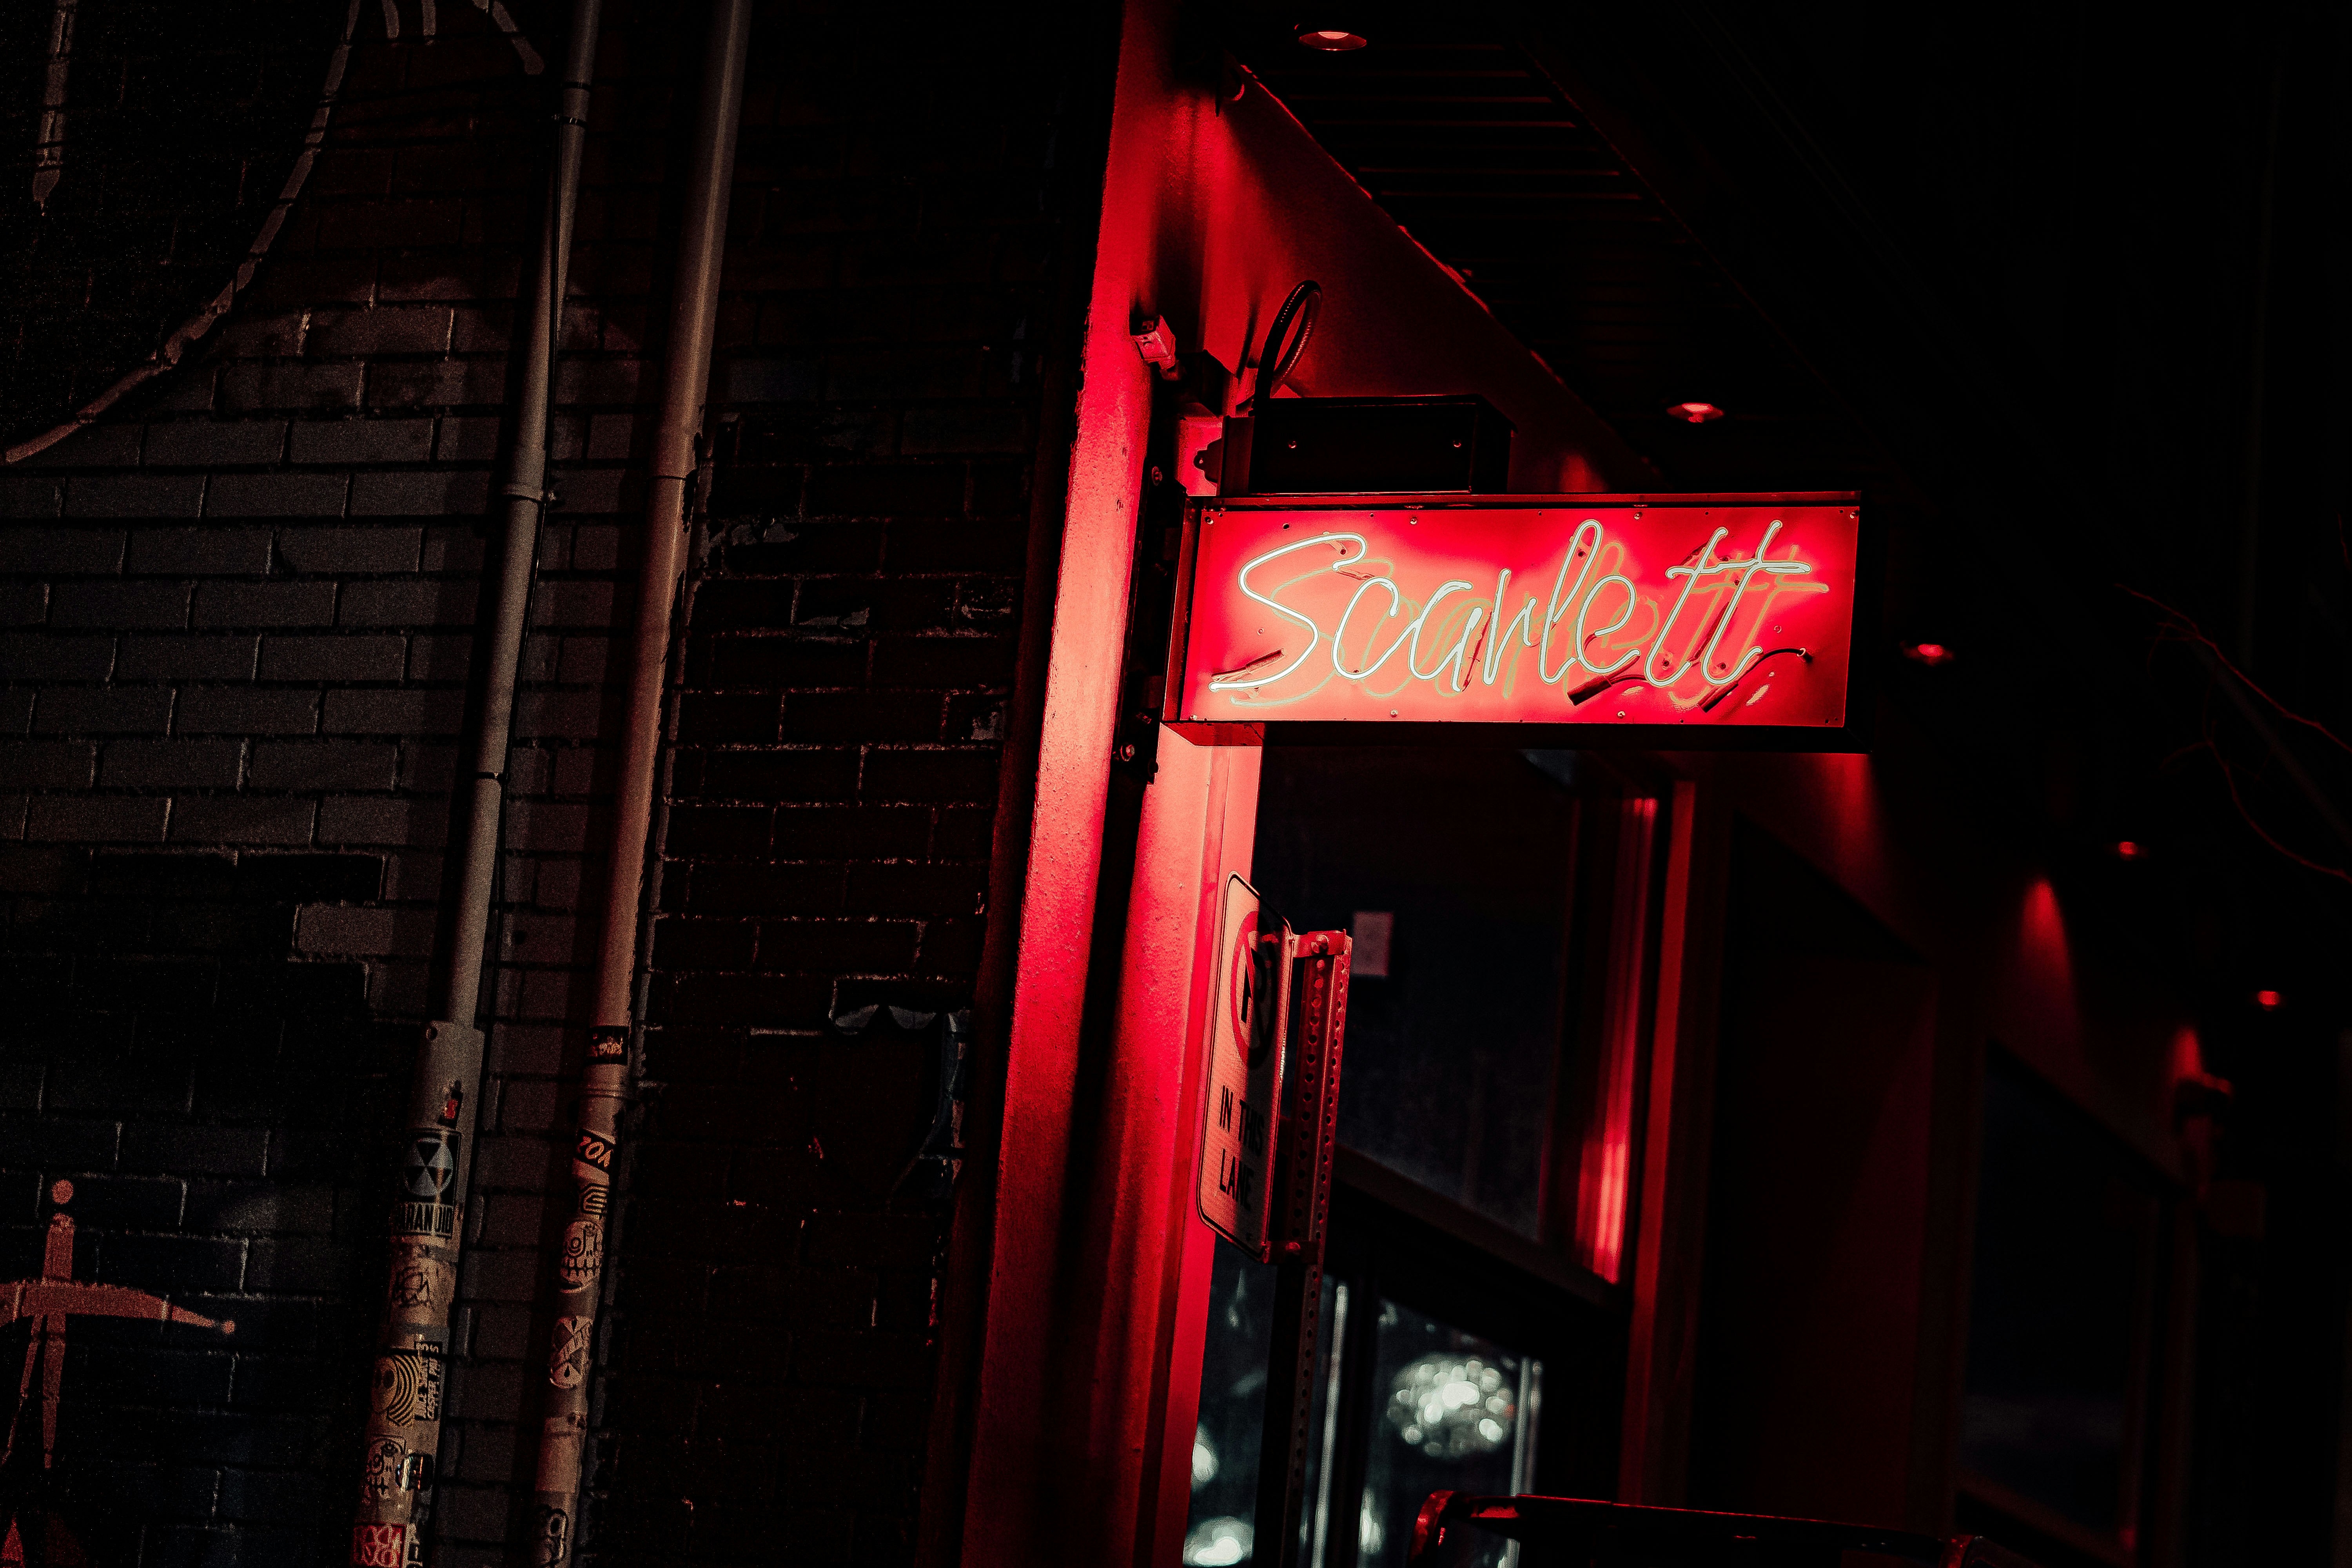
(351, 2, 604, 1561)
(523, 3, 753, 1561)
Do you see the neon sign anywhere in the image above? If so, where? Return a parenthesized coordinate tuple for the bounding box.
(1169, 496, 1861, 735)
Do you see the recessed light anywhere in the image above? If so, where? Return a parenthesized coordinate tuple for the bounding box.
(1902, 642, 1954, 666)
(2254, 989, 2283, 1011)
(1297, 24, 1368, 50)
(1666, 400, 1725, 424)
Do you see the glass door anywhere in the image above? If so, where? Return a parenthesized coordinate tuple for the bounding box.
(1183, 744, 1661, 1566)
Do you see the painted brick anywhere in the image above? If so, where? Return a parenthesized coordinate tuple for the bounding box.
(0, 477, 70, 526)
(513, 690, 603, 738)
(125, 528, 276, 576)
(870, 632, 1016, 688)
(33, 687, 174, 735)
(889, 517, 1027, 572)
(531, 581, 616, 627)
(49, 581, 192, 631)
(191, 582, 337, 628)
(0, 742, 96, 788)
(247, 742, 399, 791)
(549, 467, 626, 514)
(406, 635, 473, 680)
(695, 748, 860, 802)
(899, 404, 1030, 454)
(102, 740, 245, 788)
(276, 526, 424, 574)
(782, 690, 942, 744)
(169, 797, 318, 846)
(0, 584, 47, 626)
(293, 904, 400, 956)
(118, 635, 260, 680)
(216, 361, 367, 412)
(287, 419, 437, 466)
(257, 635, 407, 682)
(859, 748, 997, 804)
(436, 416, 503, 463)
(0, 527, 128, 573)
(205, 472, 352, 518)
(364, 358, 508, 410)
(19, 423, 143, 469)
(142, 420, 289, 468)
(754, 920, 920, 974)
(842, 861, 986, 916)
(318, 795, 446, 848)
(0, 633, 117, 681)
(176, 688, 319, 735)
(63, 474, 207, 519)
(25, 795, 170, 842)
(119, 1123, 270, 1179)
(505, 801, 590, 853)
(350, 468, 493, 516)
(322, 688, 465, 736)
(306, 307, 455, 358)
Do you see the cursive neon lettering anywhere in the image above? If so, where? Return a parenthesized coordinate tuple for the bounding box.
(1186, 505, 1851, 727)
(1405, 581, 1480, 688)
(1538, 521, 1604, 684)
(1211, 533, 1359, 691)
(1698, 519, 1811, 686)
(1482, 568, 1538, 687)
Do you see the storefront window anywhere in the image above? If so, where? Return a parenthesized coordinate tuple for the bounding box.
(1958, 1053, 2165, 1548)
(1185, 744, 1640, 1563)
(1186, 1243, 1278, 1566)
(1354, 1302, 1540, 1568)
(1252, 746, 1583, 1240)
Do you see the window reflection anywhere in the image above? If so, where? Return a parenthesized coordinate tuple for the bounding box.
(1185, 1242, 1274, 1564)
(1356, 1301, 1539, 1568)
(1253, 746, 1580, 1238)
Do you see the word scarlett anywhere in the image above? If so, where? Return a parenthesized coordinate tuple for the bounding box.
(1206, 518, 1828, 712)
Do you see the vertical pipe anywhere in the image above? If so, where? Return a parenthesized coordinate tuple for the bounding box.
(351, 5, 603, 1565)
(523, 3, 752, 1561)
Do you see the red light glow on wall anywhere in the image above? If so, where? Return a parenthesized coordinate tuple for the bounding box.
(1172, 497, 1861, 731)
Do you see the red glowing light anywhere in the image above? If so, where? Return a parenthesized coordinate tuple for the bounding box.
(2113, 840, 2145, 860)
(1903, 641, 1953, 666)
(1296, 25, 1368, 50)
(1171, 498, 1862, 731)
(2255, 989, 2282, 1011)
(1666, 401, 1725, 424)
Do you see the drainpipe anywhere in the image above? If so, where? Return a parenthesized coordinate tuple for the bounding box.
(351, 3, 604, 1564)
(521, 2, 753, 1561)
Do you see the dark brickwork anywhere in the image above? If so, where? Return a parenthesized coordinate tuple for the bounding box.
(0, 1, 1096, 1564)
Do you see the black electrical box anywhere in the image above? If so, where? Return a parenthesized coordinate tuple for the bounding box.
(1221, 394, 1513, 495)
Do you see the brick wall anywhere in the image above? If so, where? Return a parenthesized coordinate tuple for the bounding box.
(0, 2, 1099, 1564)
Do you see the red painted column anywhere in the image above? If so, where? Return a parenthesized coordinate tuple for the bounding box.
(952, 1, 1187, 1558)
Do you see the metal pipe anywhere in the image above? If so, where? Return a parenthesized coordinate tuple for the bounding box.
(522, 3, 752, 1561)
(351, 4, 604, 1563)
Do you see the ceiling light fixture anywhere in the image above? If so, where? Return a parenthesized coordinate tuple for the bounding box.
(1296, 24, 1368, 50)
(2113, 840, 2147, 861)
(1902, 641, 1954, 666)
(1665, 400, 1725, 424)
(2254, 989, 2283, 1011)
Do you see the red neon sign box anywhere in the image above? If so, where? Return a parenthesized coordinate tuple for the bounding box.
(1168, 494, 1865, 744)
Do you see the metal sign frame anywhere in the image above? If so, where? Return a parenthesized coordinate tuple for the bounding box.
(1164, 492, 1877, 752)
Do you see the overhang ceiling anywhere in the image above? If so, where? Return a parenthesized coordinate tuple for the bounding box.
(1229, 25, 1913, 502)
